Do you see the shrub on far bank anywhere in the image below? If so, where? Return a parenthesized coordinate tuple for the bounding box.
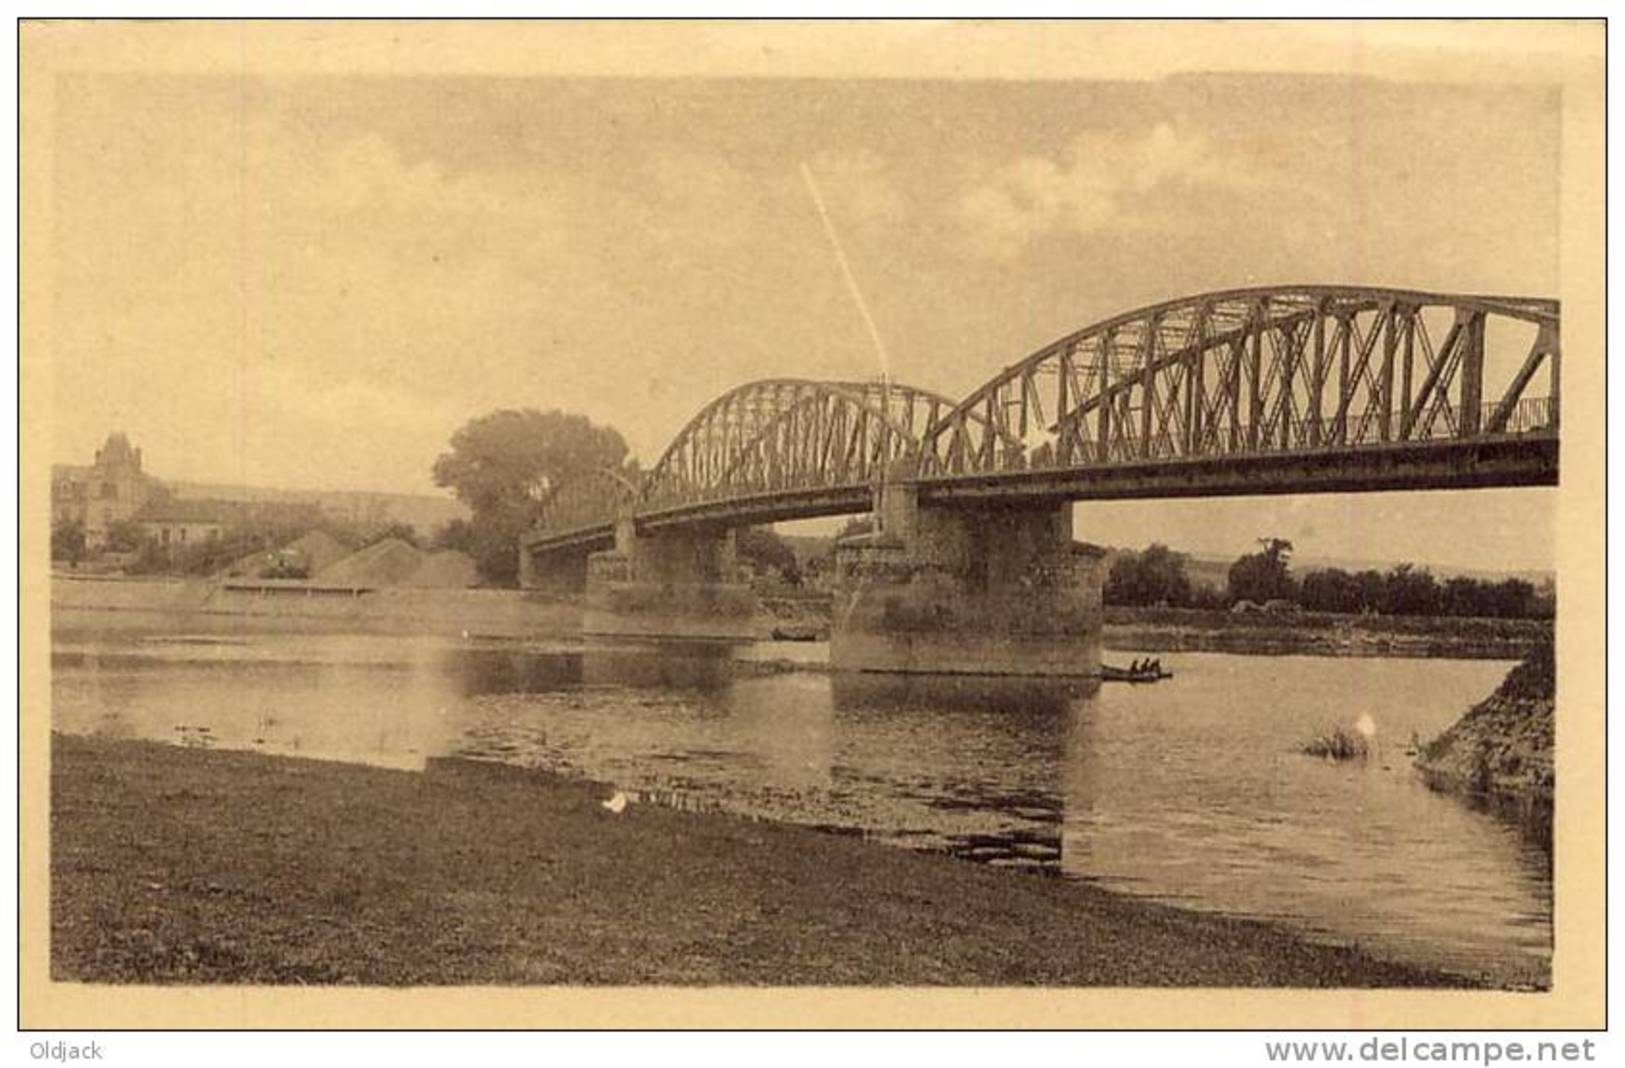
(1303, 724, 1371, 761)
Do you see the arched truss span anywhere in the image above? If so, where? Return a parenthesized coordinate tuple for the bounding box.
(637, 378, 1012, 510)
(535, 466, 640, 535)
(917, 286, 1560, 477)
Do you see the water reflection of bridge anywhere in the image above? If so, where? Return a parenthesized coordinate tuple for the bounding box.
(447, 643, 1105, 872)
(825, 672, 1101, 868)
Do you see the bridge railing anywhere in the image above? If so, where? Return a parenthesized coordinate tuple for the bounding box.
(1004, 397, 1556, 471)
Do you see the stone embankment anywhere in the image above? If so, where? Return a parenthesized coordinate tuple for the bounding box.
(1414, 642, 1555, 810)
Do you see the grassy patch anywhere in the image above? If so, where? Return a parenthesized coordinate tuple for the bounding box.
(1303, 724, 1371, 761)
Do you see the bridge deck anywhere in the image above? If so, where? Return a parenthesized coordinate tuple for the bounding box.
(523, 430, 1557, 556)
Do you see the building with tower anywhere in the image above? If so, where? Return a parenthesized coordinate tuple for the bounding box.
(51, 431, 161, 549)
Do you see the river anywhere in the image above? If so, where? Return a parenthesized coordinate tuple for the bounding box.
(50, 610, 1551, 988)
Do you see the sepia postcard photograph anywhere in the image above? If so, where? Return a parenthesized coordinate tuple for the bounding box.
(16, 17, 1607, 1034)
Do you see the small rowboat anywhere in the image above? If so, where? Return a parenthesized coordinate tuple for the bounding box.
(1100, 663, 1173, 684)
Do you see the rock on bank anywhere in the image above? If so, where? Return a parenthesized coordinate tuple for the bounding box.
(1414, 643, 1554, 806)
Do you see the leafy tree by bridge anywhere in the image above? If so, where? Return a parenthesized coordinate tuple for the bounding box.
(737, 527, 801, 586)
(431, 517, 474, 553)
(432, 409, 631, 587)
(1227, 537, 1297, 605)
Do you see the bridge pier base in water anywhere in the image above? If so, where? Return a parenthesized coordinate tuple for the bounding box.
(583, 518, 762, 640)
(830, 485, 1106, 676)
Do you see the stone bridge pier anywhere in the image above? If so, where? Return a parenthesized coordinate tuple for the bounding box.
(830, 482, 1106, 676)
(582, 516, 761, 639)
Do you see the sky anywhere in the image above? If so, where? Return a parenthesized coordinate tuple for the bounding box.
(47, 66, 1562, 572)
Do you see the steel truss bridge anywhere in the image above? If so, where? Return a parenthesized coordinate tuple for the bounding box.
(525, 286, 1560, 556)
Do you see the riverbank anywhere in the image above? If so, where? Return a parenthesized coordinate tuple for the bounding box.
(51, 732, 1463, 987)
(1415, 644, 1554, 828)
(51, 572, 583, 637)
(761, 597, 1550, 660)
(57, 575, 1548, 659)
(1101, 606, 1550, 660)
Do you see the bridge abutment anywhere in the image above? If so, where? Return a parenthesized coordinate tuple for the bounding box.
(583, 519, 762, 639)
(831, 485, 1105, 676)
(521, 545, 589, 595)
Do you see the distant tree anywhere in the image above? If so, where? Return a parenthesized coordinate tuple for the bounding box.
(1382, 563, 1441, 616)
(1105, 543, 1193, 607)
(431, 517, 475, 553)
(1529, 578, 1557, 620)
(432, 409, 631, 587)
(1485, 577, 1537, 619)
(737, 527, 801, 586)
(1353, 570, 1386, 614)
(123, 540, 171, 576)
(1227, 537, 1297, 605)
(51, 518, 86, 564)
(1440, 576, 1487, 618)
(103, 518, 147, 553)
(1300, 567, 1362, 614)
(1425, 573, 1543, 619)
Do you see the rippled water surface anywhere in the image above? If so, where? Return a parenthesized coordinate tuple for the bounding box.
(52, 611, 1551, 986)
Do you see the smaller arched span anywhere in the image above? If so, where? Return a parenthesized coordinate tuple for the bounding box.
(535, 466, 641, 536)
(639, 378, 999, 508)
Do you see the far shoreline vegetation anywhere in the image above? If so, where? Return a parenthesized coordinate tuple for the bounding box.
(53, 408, 1553, 641)
(1100, 537, 1553, 622)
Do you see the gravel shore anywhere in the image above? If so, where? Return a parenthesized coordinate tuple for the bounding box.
(51, 732, 1468, 987)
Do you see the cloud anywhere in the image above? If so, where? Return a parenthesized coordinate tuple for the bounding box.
(956, 122, 1232, 259)
(306, 134, 560, 223)
(803, 149, 906, 223)
(251, 359, 465, 436)
(260, 133, 573, 273)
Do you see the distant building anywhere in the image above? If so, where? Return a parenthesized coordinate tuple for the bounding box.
(135, 498, 241, 550)
(51, 432, 159, 549)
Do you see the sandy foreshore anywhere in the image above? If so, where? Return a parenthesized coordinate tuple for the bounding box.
(51, 732, 1468, 987)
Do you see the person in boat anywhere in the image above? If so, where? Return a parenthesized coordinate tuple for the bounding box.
(1150, 658, 1161, 676)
